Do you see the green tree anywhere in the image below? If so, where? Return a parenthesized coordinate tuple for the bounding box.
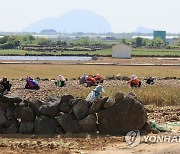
(37, 38, 53, 46)
(135, 37, 143, 47)
(152, 37, 165, 48)
(0, 35, 20, 49)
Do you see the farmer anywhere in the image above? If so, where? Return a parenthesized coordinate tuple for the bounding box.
(86, 85, 105, 102)
(79, 73, 87, 84)
(55, 75, 66, 87)
(94, 74, 104, 84)
(146, 76, 155, 85)
(25, 76, 40, 90)
(128, 75, 142, 88)
(85, 75, 97, 87)
(0, 77, 12, 93)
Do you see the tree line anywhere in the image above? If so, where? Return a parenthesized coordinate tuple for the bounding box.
(0, 35, 180, 50)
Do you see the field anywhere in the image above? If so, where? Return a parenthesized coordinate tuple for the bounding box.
(0, 64, 180, 79)
(0, 64, 180, 106)
(1, 48, 180, 56)
(0, 58, 180, 154)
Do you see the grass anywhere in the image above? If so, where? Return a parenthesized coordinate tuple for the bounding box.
(0, 48, 180, 56)
(134, 86, 180, 106)
(0, 64, 180, 79)
(61, 81, 180, 106)
(132, 48, 180, 56)
(0, 49, 44, 55)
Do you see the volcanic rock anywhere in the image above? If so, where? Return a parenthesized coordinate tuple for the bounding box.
(19, 121, 34, 134)
(103, 97, 116, 108)
(0, 106, 7, 126)
(61, 94, 74, 102)
(79, 114, 97, 133)
(2, 94, 22, 104)
(98, 95, 147, 135)
(114, 92, 124, 102)
(29, 98, 43, 116)
(5, 119, 19, 133)
(89, 97, 108, 114)
(59, 101, 72, 113)
(39, 96, 60, 117)
(73, 100, 90, 120)
(57, 113, 80, 133)
(34, 116, 58, 134)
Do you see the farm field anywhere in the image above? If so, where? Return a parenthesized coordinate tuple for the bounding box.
(0, 48, 180, 56)
(0, 59, 180, 154)
(0, 64, 180, 79)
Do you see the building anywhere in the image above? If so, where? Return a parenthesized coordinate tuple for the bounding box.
(112, 43, 131, 58)
(153, 31, 166, 43)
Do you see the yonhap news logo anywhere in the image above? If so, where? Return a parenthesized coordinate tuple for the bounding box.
(125, 130, 140, 147)
(125, 130, 180, 147)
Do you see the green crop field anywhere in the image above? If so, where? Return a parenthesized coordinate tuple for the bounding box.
(0, 48, 180, 56)
(0, 49, 46, 55)
(132, 48, 180, 56)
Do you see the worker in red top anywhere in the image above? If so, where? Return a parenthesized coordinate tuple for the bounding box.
(94, 74, 104, 83)
(128, 75, 141, 88)
(85, 76, 97, 87)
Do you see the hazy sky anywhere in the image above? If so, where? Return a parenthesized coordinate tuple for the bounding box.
(0, 0, 179, 33)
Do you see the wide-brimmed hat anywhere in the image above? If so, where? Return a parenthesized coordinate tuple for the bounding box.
(131, 74, 137, 80)
(58, 75, 65, 81)
(94, 85, 104, 93)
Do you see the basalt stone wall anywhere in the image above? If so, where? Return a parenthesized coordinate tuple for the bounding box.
(0, 92, 147, 135)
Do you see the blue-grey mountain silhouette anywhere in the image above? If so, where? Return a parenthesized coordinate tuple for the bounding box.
(135, 26, 154, 33)
(40, 29, 57, 35)
(23, 9, 112, 33)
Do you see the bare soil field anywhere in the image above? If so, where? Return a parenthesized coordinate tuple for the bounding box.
(0, 132, 180, 154)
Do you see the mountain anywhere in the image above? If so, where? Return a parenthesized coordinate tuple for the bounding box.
(40, 29, 57, 35)
(23, 9, 112, 33)
(135, 26, 154, 33)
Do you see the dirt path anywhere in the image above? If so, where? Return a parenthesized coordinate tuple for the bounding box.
(84, 142, 180, 154)
(0, 135, 179, 154)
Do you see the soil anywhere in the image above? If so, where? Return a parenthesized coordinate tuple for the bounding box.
(0, 133, 180, 154)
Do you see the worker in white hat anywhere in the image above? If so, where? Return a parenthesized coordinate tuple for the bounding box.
(86, 85, 104, 102)
(128, 74, 141, 88)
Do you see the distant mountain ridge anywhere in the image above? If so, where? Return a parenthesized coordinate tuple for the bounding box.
(135, 26, 154, 33)
(23, 9, 112, 33)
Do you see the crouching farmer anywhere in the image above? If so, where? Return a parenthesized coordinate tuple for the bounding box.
(94, 74, 104, 84)
(25, 76, 40, 90)
(55, 75, 66, 87)
(146, 76, 155, 85)
(0, 77, 12, 94)
(86, 76, 97, 87)
(86, 85, 104, 102)
(128, 75, 142, 88)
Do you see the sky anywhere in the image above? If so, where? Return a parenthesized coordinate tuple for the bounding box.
(0, 0, 180, 33)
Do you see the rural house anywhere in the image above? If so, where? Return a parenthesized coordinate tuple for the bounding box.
(112, 43, 131, 58)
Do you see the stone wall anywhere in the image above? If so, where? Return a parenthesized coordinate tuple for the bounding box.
(0, 92, 147, 135)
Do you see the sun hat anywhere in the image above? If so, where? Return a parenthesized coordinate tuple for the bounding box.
(58, 75, 65, 81)
(131, 74, 137, 80)
(94, 85, 104, 93)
